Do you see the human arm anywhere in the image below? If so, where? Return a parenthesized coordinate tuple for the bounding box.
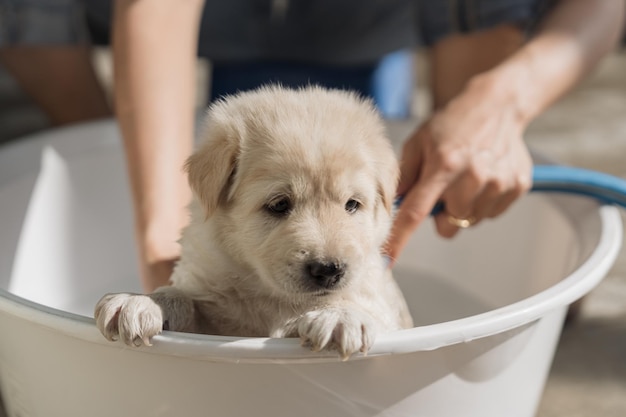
(113, 0, 205, 292)
(0, 46, 110, 125)
(386, 0, 625, 264)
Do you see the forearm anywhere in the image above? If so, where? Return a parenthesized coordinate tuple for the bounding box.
(480, 0, 625, 124)
(113, 0, 204, 287)
(0, 46, 110, 125)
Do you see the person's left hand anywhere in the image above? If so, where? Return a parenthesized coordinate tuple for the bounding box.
(385, 75, 533, 265)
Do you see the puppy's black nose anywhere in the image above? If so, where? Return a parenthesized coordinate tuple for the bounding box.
(306, 261, 345, 289)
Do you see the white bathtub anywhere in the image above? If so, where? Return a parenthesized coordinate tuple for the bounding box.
(0, 120, 622, 417)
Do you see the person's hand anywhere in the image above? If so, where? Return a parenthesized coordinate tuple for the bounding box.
(134, 202, 189, 293)
(385, 75, 532, 265)
(140, 256, 178, 293)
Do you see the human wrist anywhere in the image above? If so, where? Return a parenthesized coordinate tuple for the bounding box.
(137, 219, 182, 263)
(133, 181, 189, 260)
(131, 187, 189, 291)
(135, 225, 180, 291)
(465, 60, 537, 128)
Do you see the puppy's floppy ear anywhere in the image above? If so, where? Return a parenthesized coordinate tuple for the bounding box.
(185, 123, 240, 218)
(377, 149, 400, 214)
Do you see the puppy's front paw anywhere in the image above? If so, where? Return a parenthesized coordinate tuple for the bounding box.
(94, 293, 163, 347)
(297, 308, 377, 360)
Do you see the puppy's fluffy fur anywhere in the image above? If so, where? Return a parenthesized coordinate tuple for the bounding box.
(95, 86, 413, 359)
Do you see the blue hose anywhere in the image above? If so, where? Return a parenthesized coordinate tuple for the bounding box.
(531, 165, 626, 208)
(422, 165, 626, 216)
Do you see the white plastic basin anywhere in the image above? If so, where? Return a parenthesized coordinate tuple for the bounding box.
(0, 120, 622, 417)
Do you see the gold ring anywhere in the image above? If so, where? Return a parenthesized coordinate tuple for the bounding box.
(447, 214, 476, 229)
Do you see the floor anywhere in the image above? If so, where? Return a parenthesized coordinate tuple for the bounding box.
(526, 52, 626, 417)
(0, 49, 625, 416)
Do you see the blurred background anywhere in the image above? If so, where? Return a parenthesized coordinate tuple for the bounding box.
(0, 27, 625, 417)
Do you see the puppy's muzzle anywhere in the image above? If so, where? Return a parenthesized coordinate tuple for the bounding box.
(305, 260, 346, 290)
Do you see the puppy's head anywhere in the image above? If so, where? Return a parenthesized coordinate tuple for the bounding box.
(186, 86, 398, 298)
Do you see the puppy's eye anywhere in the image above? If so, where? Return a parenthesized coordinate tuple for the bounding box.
(345, 199, 361, 214)
(266, 197, 292, 217)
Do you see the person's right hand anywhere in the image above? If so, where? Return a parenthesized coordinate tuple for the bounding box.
(385, 74, 533, 265)
(132, 189, 190, 293)
(141, 257, 178, 292)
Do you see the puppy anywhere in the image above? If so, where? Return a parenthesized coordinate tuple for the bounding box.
(95, 86, 413, 359)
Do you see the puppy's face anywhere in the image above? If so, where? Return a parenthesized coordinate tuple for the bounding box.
(187, 87, 398, 299)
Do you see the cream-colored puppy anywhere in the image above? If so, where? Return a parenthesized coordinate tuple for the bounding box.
(95, 86, 413, 359)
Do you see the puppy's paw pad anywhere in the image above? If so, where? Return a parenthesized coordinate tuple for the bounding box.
(94, 293, 163, 347)
(297, 308, 377, 360)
